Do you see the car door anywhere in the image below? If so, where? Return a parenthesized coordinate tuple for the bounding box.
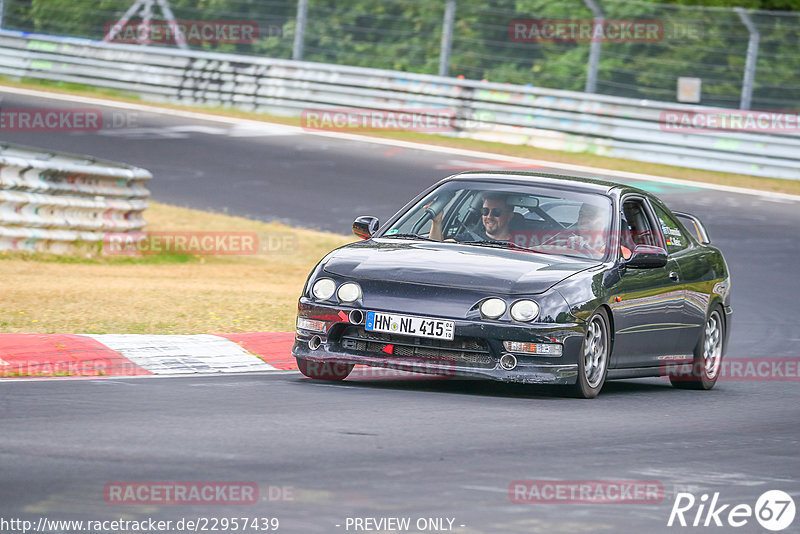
(650, 201, 708, 356)
(609, 196, 686, 368)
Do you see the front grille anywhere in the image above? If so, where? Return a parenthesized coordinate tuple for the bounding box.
(338, 326, 495, 368)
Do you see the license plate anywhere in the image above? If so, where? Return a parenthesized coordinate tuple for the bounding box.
(365, 311, 454, 341)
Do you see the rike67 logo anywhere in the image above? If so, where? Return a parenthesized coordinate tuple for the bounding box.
(668, 490, 796, 531)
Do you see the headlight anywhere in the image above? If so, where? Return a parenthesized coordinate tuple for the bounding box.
(311, 278, 336, 300)
(510, 300, 539, 322)
(480, 298, 506, 319)
(337, 282, 362, 303)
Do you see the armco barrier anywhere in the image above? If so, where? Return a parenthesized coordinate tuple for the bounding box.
(0, 30, 798, 180)
(0, 143, 150, 252)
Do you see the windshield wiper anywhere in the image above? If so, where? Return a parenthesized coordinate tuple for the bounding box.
(381, 233, 438, 242)
(459, 240, 541, 253)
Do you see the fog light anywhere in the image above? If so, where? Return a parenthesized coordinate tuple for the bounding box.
(503, 341, 563, 356)
(337, 282, 362, 303)
(510, 299, 539, 322)
(480, 298, 506, 319)
(297, 317, 327, 333)
(312, 278, 336, 300)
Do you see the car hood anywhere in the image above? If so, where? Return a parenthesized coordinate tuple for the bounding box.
(322, 240, 599, 295)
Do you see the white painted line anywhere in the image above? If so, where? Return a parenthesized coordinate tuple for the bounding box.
(2, 84, 799, 203)
(82, 334, 276, 374)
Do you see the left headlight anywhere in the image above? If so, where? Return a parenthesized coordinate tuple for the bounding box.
(510, 299, 539, 322)
(337, 282, 362, 303)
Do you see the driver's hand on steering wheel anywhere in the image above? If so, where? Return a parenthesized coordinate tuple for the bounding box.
(424, 201, 444, 240)
(424, 201, 443, 223)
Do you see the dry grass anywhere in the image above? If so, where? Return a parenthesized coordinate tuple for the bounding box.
(0, 202, 353, 334)
(3, 77, 799, 196)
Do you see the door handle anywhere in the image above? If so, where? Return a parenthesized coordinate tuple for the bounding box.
(669, 271, 680, 282)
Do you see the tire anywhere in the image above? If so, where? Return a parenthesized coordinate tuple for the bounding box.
(670, 306, 724, 390)
(570, 308, 611, 399)
(296, 357, 353, 381)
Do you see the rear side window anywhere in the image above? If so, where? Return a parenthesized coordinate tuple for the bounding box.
(652, 204, 690, 254)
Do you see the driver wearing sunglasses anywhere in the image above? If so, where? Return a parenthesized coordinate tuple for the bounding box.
(476, 195, 514, 241)
(430, 193, 514, 242)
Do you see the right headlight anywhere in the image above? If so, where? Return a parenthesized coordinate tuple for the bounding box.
(510, 299, 539, 322)
(311, 278, 336, 300)
(480, 298, 507, 319)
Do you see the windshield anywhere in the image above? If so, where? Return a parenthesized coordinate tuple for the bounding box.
(382, 180, 613, 260)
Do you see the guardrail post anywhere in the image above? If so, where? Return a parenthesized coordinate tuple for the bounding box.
(0, 0, 5, 30)
(734, 7, 760, 110)
(439, 0, 456, 77)
(583, 0, 603, 94)
(292, 0, 309, 61)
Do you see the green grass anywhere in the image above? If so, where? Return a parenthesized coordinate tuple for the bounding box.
(0, 201, 353, 334)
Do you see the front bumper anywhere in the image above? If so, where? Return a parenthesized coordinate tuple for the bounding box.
(292, 300, 585, 385)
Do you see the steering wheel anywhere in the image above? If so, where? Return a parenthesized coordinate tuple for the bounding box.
(457, 226, 483, 241)
(411, 212, 432, 235)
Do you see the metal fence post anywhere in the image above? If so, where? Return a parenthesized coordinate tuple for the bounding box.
(0, 0, 7, 29)
(439, 0, 456, 77)
(293, 0, 309, 61)
(734, 7, 760, 110)
(583, 0, 603, 94)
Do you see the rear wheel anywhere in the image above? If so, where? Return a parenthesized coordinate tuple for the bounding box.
(670, 306, 724, 390)
(296, 357, 353, 381)
(570, 308, 610, 399)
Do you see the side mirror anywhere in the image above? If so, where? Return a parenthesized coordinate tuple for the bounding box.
(624, 245, 668, 269)
(353, 216, 379, 240)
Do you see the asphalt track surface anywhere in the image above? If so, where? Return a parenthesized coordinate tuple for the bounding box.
(1, 89, 799, 533)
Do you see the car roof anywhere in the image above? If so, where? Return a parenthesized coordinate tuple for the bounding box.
(445, 171, 649, 197)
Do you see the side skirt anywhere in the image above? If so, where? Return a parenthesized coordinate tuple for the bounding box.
(607, 366, 670, 380)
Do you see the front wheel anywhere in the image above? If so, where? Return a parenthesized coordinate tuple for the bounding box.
(296, 357, 354, 381)
(670, 306, 724, 390)
(570, 308, 610, 399)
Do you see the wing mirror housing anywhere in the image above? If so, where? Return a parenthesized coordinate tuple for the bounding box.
(624, 245, 668, 269)
(353, 216, 379, 239)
